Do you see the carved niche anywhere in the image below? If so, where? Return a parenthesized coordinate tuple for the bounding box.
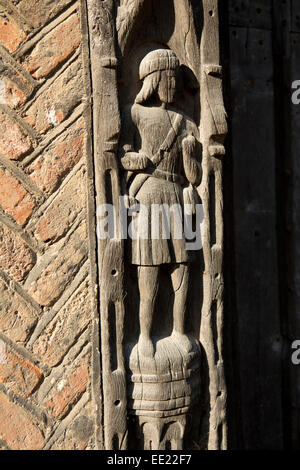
(87, 0, 227, 450)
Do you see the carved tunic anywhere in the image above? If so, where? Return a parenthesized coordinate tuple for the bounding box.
(120, 103, 201, 265)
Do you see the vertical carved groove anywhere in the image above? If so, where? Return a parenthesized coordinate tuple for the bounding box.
(108, 302, 117, 372)
(105, 170, 113, 206)
(209, 171, 216, 246)
(211, 299, 219, 363)
(112, 434, 119, 450)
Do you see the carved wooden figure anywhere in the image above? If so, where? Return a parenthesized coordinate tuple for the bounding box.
(119, 49, 203, 449)
(120, 49, 202, 355)
(87, 0, 227, 450)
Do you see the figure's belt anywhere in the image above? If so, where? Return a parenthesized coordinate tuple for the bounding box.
(142, 168, 183, 184)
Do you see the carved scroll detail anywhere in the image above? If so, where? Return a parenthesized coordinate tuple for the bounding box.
(116, 0, 146, 51)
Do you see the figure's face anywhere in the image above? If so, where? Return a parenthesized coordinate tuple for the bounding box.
(157, 70, 177, 104)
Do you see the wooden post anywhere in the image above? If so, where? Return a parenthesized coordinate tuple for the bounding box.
(86, 0, 227, 450)
(86, 0, 127, 450)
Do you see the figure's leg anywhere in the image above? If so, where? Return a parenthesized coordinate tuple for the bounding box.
(170, 263, 191, 351)
(137, 265, 160, 357)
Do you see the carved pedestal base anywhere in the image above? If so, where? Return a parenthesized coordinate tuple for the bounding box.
(126, 336, 201, 449)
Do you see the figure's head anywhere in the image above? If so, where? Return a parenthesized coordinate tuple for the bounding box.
(135, 49, 179, 105)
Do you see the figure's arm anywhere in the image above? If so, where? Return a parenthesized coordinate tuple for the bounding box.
(119, 105, 150, 171)
(121, 152, 149, 171)
(182, 134, 202, 186)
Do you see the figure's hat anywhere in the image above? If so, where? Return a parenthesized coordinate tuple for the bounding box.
(139, 49, 179, 80)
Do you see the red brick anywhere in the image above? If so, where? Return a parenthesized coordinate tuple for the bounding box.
(0, 344, 43, 397)
(0, 112, 32, 159)
(0, 10, 26, 52)
(24, 59, 83, 134)
(12, 0, 74, 29)
(24, 14, 80, 79)
(49, 402, 93, 450)
(27, 221, 87, 306)
(0, 279, 38, 343)
(0, 76, 27, 108)
(35, 166, 85, 244)
(32, 279, 91, 366)
(28, 117, 85, 194)
(44, 355, 90, 419)
(0, 392, 44, 449)
(0, 55, 35, 108)
(0, 222, 35, 282)
(0, 167, 34, 225)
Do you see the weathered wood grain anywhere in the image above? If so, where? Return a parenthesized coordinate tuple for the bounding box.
(87, 0, 227, 450)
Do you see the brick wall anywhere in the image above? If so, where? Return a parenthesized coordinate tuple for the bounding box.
(0, 0, 95, 450)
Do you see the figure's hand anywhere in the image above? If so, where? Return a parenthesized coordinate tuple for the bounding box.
(182, 135, 202, 186)
(182, 135, 196, 158)
(120, 152, 150, 171)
